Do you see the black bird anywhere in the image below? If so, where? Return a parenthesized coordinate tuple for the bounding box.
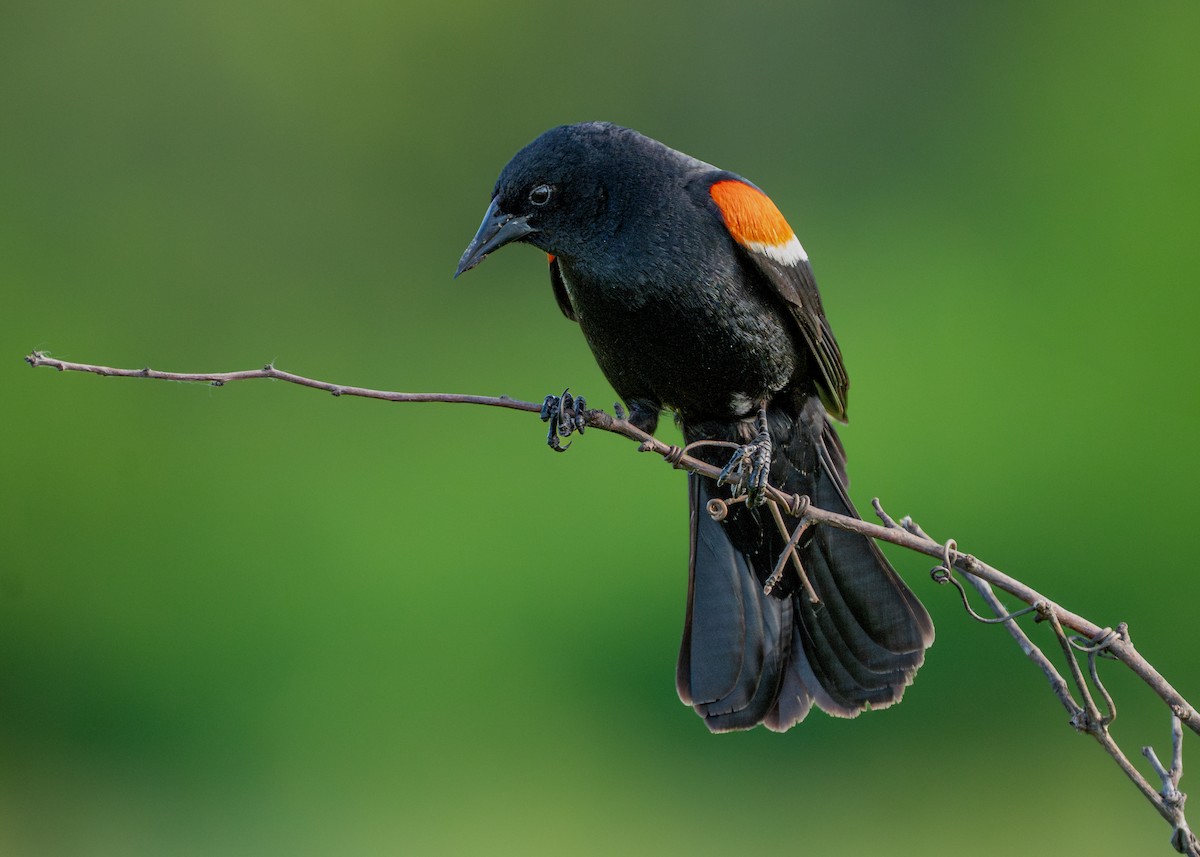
(456, 122, 933, 732)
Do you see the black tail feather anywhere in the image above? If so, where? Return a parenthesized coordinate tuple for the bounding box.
(677, 396, 934, 732)
(676, 476, 793, 731)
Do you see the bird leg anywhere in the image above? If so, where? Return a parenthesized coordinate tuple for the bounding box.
(718, 408, 773, 507)
(540, 389, 587, 452)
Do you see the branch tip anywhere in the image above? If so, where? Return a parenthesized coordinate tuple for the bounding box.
(871, 497, 899, 529)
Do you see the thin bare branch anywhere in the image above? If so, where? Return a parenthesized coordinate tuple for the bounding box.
(25, 349, 1199, 854)
(22, 351, 543, 413)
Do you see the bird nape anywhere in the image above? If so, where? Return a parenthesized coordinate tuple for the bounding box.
(456, 122, 933, 733)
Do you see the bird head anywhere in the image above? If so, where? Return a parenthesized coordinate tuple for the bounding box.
(454, 122, 672, 277)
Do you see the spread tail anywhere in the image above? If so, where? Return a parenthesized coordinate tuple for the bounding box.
(677, 397, 934, 732)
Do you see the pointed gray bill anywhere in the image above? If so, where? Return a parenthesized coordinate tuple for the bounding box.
(454, 198, 535, 277)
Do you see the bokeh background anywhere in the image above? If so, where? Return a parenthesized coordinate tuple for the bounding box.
(4, 1, 1198, 855)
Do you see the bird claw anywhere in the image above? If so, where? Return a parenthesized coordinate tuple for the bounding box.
(717, 412, 773, 507)
(540, 389, 588, 452)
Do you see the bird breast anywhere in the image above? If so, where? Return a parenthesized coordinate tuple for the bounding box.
(558, 260, 800, 422)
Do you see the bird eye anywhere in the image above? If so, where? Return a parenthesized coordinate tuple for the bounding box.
(528, 184, 553, 206)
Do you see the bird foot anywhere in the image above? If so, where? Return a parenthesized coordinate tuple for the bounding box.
(717, 412, 773, 507)
(540, 389, 587, 452)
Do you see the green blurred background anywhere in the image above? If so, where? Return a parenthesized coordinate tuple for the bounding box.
(4, 1, 1198, 854)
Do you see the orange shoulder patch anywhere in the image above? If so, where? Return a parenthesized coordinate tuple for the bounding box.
(709, 180, 807, 265)
(710, 180, 794, 246)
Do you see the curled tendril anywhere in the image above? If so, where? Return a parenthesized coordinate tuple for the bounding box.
(930, 538, 1039, 625)
(705, 494, 751, 522)
(786, 493, 810, 517)
(1069, 627, 1121, 654)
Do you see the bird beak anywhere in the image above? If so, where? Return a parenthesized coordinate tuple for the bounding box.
(454, 198, 536, 277)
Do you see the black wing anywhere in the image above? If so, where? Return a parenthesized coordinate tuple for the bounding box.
(705, 174, 850, 421)
(752, 253, 849, 422)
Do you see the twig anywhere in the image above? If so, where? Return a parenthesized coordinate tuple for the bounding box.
(24, 350, 1199, 854)
(1145, 717, 1194, 853)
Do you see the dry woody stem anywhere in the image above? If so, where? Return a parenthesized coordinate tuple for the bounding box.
(24, 350, 1199, 856)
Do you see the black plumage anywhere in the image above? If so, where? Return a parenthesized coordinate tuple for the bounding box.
(456, 122, 933, 732)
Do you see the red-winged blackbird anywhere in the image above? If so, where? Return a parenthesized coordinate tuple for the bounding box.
(456, 122, 933, 732)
